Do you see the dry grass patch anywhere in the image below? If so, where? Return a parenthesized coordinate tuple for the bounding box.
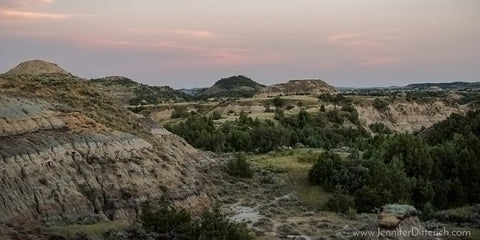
(251, 149, 330, 208)
(47, 220, 129, 239)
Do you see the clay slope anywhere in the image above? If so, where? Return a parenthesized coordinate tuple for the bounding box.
(256, 79, 337, 97)
(356, 100, 469, 132)
(0, 61, 213, 223)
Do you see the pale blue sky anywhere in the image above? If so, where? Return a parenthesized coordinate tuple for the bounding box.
(0, 0, 479, 88)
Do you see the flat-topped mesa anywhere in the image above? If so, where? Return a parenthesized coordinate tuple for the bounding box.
(4, 60, 72, 76)
(256, 79, 338, 97)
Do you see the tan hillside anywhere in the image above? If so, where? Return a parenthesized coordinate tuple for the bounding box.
(256, 79, 337, 97)
(4, 60, 72, 76)
(355, 98, 470, 132)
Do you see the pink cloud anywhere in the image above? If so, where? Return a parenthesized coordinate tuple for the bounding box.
(71, 37, 289, 67)
(172, 29, 216, 40)
(125, 28, 217, 40)
(328, 33, 386, 50)
(0, 0, 72, 22)
(327, 32, 399, 67)
(0, 8, 69, 20)
(357, 56, 398, 67)
(1, 0, 55, 8)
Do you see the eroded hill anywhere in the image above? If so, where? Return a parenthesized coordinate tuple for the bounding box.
(199, 75, 265, 98)
(0, 61, 214, 224)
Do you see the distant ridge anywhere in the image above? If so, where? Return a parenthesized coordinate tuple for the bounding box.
(179, 87, 208, 97)
(90, 76, 191, 105)
(4, 60, 71, 76)
(405, 81, 480, 90)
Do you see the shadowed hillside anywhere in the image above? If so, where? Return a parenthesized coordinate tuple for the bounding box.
(199, 75, 265, 98)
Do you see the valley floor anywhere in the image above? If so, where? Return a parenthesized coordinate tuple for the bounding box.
(213, 149, 375, 240)
(7, 149, 479, 240)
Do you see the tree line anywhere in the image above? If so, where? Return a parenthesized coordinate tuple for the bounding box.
(309, 110, 480, 214)
(165, 106, 368, 153)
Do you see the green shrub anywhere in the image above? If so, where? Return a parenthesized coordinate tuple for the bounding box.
(227, 153, 253, 178)
(308, 151, 368, 193)
(308, 151, 342, 187)
(372, 98, 389, 111)
(421, 202, 435, 220)
(325, 190, 356, 214)
(326, 109, 344, 124)
(320, 104, 326, 112)
(139, 200, 254, 240)
(140, 198, 192, 235)
(272, 96, 285, 109)
(212, 110, 222, 120)
(346, 207, 357, 220)
(197, 204, 254, 240)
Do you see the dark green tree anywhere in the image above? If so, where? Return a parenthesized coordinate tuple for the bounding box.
(227, 153, 253, 178)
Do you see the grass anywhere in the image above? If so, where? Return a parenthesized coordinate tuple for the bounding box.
(447, 227, 480, 240)
(436, 205, 480, 224)
(215, 112, 276, 124)
(47, 220, 129, 240)
(251, 148, 330, 209)
(440, 205, 478, 219)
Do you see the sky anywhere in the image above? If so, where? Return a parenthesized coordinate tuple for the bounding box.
(0, 0, 479, 88)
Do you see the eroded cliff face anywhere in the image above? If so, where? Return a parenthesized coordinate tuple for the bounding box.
(0, 64, 214, 224)
(356, 101, 469, 132)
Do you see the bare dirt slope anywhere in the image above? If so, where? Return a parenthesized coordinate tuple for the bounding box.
(356, 100, 469, 132)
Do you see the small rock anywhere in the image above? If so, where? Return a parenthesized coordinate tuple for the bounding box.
(379, 215, 400, 229)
